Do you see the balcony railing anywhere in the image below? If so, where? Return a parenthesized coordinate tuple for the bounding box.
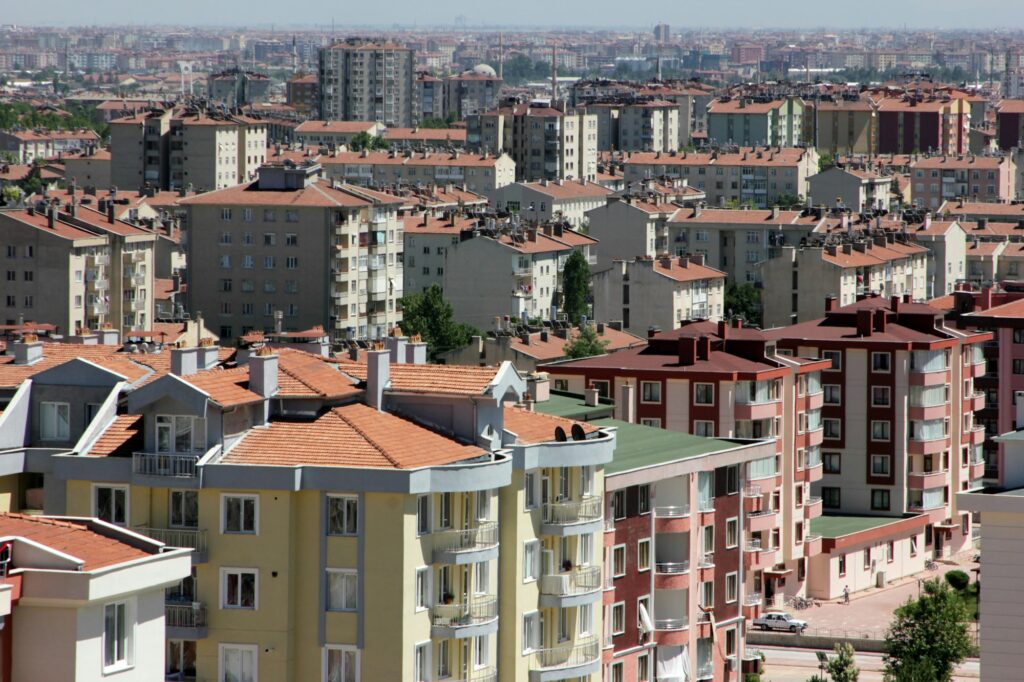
(445, 667, 497, 682)
(654, 504, 690, 518)
(696, 610, 711, 624)
(655, 560, 690, 574)
(745, 538, 763, 552)
(744, 593, 763, 606)
(432, 522, 498, 554)
(165, 601, 206, 629)
(133, 452, 200, 478)
(697, 662, 715, 679)
(742, 485, 762, 498)
(529, 636, 600, 671)
(134, 526, 207, 553)
(430, 595, 498, 628)
(543, 497, 602, 526)
(654, 617, 687, 630)
(698, 553, 714, 568)
(540, 565, 601, 596)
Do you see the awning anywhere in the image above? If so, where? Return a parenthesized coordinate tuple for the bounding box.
(656, 645, 690, 682)
(638, 601, 654, 635)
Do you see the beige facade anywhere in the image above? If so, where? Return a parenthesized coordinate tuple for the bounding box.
(320, 150, 515, 199)
(294, 120, 385, 148)
(807, 166, 893, 212)
(181, 163, 405, 342)
(814, 100, 878, 155)
(491, 179, 612, 228)
(318, 41, 415, 127)
(613, 102, 680, 152)
(63, 149, 112, 191)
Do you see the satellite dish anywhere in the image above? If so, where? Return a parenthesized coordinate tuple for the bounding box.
(554, 426, 568, 442)
(571, 424, 587, 441)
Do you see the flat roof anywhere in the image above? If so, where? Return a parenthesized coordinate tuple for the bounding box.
(592, 418, 740, 475)
(534, 392, 614, 421)
(810, 514, 909, 538)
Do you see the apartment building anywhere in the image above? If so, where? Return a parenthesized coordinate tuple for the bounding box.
(0, 514, 192, 682)
(286, 74, 319, 114)
(467, 103, 599, 182)
(444, 68, 503, 120)
(180, 162, 405, 343)
(593, 255, 726, 335)
(294, 120, 385, 148)
(958, 411, 1024, 680)
(541, 320, 833, 606)
(402, 212, 480, 293)
(0, 334, 618, 682)
(621, 147, 819, 209)
(382, 128, 468, 149)
(443, 225, 598, 330)
(0, 198, 157, 334)
(414, 73, 444, 123)
(876, 96, 970, 156)
(759, 236, 929, 328)
(207, 68, 271, 107)
(319, 150, 516, 199)
(806, 166, 893, 212)
(909, 154, 1017, 209)
(62, 147, 112, 190)
(706, 98, 805, 147)
(814, 99, 877, 155)
(110, 108, 268, 192)
(439, 321, 645, 372)
(0, 128, 100, 163)
(318, 40, 415, 126)
(766, 295, 990, 564)
(586, 101, 680, 153)
(533, 392, 777, 682)
(492, 179, 613, 228)
(937, 200, 1024, 223)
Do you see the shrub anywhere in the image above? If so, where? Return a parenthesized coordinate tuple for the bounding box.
(945, 570, 969, 591)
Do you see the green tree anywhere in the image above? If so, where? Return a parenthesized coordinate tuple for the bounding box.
(725, 283, 762, 327)
(1, 185, 24, 206)
(563, 325, 609, 359)
(398, 285, 479, 361)
(774, 193, 804, 209)
(560, 250, 591, 324)
(884, 579, 975, 682)
(348, 132, 389, 152)
(824, 643, 859, 682)
(418, 116, 450, 129)
(883, 658, 937, 682)
(818, 152, 835, 172)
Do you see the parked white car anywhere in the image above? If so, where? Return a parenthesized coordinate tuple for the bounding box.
(753, 612, 808, 633)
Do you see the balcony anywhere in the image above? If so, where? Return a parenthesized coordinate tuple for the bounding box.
(541, 497, 603, 536)
(742, 484, 761, 497)
(804, 496, 823, 519)
(91, 302, 109, 314)
(132, 300, 147, 312)
(746, 509, 778, 533)
(165, 601, 207, 639)
(445, 668, 497, 682)
(969, 459, 986, 481)
(89, 254, 110, 266)
(801, 461, 824, 483)
(529, 637, 601, 682)
(540, 565, 602, 607)
(803, 533, 823, 558)
(131, 274, 147, 286)
(909, 368, 948, 386)
(696, 609, 714, 637)
(744, 540, 776, 569)
(697, 662, 715, 680)
(733, 400, 781, 421)
(430, 595, 499, 638)
(654, 617, 688, 631)
(432, 521, 499, 564)
(654, 505, 690, 533)
(89, 278, 109, 290)
(967, 391, 985, 412)
(908, 436, 947, 455)
(132, 452, 199, 478)
(909, 404, 947, 421)
(654, 560, 690, 589)
(133, 526, 207, 562)
(968, 426, 985, 445)
(907, 470, 948, 490)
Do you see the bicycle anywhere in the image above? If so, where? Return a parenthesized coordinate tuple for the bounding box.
(925, 559, 938, 571)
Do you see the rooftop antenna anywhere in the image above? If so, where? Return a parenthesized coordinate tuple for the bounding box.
(551, 45, 557, 103)
(498, 33, 504, 80)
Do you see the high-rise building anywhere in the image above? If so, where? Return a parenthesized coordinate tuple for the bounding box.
(318, 39, 415, 127)
(653, 23, 671, 43)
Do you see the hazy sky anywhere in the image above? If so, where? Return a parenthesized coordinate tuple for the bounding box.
(8, 0, 1024, 29)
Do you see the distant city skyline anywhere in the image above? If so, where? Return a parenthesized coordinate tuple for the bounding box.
(7, 0, 1024, 30)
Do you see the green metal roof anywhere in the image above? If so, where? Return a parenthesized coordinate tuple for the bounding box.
(534, 392, 614, 421)
(592, 418, 741, 476)
(810, 514, 908, 538)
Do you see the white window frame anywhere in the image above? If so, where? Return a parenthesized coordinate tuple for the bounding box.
(524, 472, 538, 510)
(522, 611, 541, 653)
(415, 566, 430, 611)
(326, 568, 359, 612)
(102, 599, 134, 673)
(871, 420, 891, 443)
(637, 538, 651, 572)
(725, 517, 739, 548)
(725, 571, 739, 603)
(640, 381, 662, 404)
(694, 420, 715, 437)
(579, 602, 592, 636)
(327, 495, 359, 536)
(823, 350, 842, 370)
(694, 382, 715, 405)
(612, 543, 626, 577)
(611, 601, 626, 635)
(872, 385, 892, 407)
(416, 495, 430, 536)
(638, 651, 651, 681)
(413, 641, 430, 682)
(220, 567, 259, 610)
(39, 401, 70, 441)
(219, 644, 258, 682)
(824, 418, 842, 439)
(872, 352, 892, 373)
(524, 540, 541, 582)
(221, 493, 259, 535)
(322, 645, 360, 682)
(640, 418, 662, 428)
(93, 483, 129, 526)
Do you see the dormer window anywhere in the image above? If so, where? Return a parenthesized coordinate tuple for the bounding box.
(156, 415, 206, 453)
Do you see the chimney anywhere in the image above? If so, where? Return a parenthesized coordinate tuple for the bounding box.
(47, 206, 55, 229)
(647, 326, 662, 339)
(890, 295, 900, 313)
(13, 338, 43, 365)
(98, 328, 120, 345)
(732, 318, 743, 329)
(856, 309, 873, 337)
(405, 341, 428, 364)
(980, 286, 993, 311)
(873, 308, 887, 333)
(717, 319, 729, 340)
(678, 336, 697, 365)
(386, 335, 408, 364)
(367, 349, 390, 410)
(106, 200, 115, 224)
(697, 336, 712, 361)
(824, 295, 837, 312)
(615, 382, 637, 424)
(170, 346, 200, 376)
(584, 387, 600, 407)
(248, 347, 279, 398)
(198, 339, 220, 369)
(690, 253, 705, 266)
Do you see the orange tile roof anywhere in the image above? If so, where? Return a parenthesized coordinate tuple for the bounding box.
(510, 325, 645, 360)
(178, 179, 395, 208)
(965, 297, 1024, 320)
(503, 406, 597, 444)
(276, 349, 361, 400)
(0, 344, 148, 388)
(0, 513, 152, 570)
(337, 360, 501, 396)
(181, 367, 263, 407)
(653, 257, 727, 282)
(521, 180, 613, 200)
(295, 120, 380, 135)
(88, 415, 143, 457)
(383, 128, 468, 143)
(223, 403, 485, 469)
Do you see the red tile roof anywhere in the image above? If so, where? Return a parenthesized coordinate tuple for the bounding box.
(181, 367, 264, 407)
(337, 360, 502, 396)
(503, 407, 597, 444)
(223, 403, 485, 469)
(88, 415, 143, 458)
(0, 514, 152, 570)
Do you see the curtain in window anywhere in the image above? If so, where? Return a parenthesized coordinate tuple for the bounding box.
(748, 456, 777, 480)
(697, 472, 713, 512)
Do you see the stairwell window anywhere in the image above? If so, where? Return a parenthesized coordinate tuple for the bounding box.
(103, 600, 132, 672)
(328, 496, 359, 536)
(694, 383, 715, 405)
(222, 494, 258, 534)
(221, 568, 258, 609)
(94, 485, 128, 526)
(327, 569, 358, 611)
(39, 401, 70, 441)
(323, 645, 359, 682)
